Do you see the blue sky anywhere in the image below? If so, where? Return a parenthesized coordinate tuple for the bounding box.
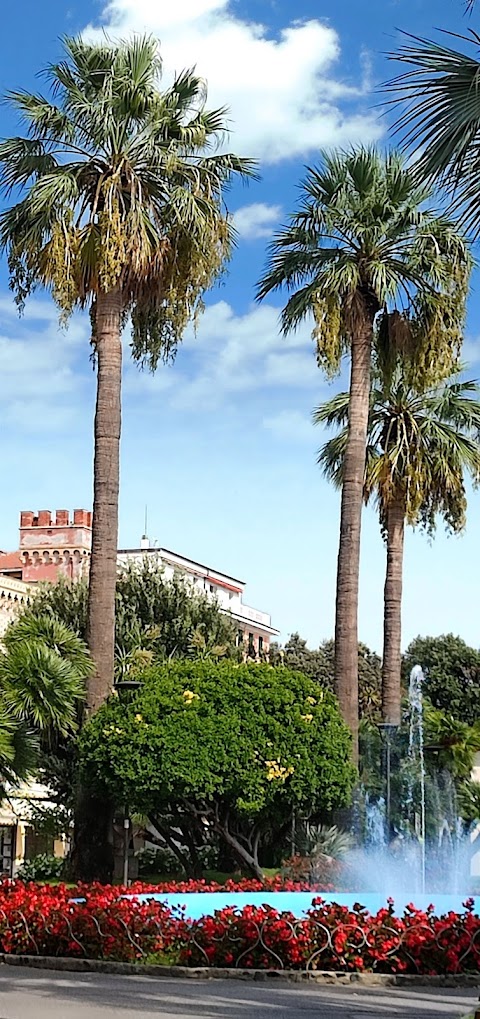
(0, 0, 479, 653)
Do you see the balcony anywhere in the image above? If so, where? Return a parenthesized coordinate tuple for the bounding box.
(234, 602, 272, 627)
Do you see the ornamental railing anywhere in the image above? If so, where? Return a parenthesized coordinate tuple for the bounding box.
(0, 906, 479, 973)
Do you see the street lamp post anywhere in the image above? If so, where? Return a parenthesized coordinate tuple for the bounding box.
(114, 678, 143, 886)
(378, 723, 399, 840)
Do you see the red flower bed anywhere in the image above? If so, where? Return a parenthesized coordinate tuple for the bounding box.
(0, 882, 478, 974)
(0, 881, 185, 962)
(127, 876, 336, 893)
(183, 896, 480, 973)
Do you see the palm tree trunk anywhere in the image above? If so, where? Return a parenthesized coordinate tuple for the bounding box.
(86, 286, 123, 712)
(382, 495, 405, 727)
(334, 297, 376, 763)
(71, 287, 122, 883)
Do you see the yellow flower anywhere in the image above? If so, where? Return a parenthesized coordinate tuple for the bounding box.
(135, 713, 143, 722)
(300, 713, 313, 723)
(183, 690, 199, 704)
(306, 696, 316, 705)
(265, 758, 295, 783)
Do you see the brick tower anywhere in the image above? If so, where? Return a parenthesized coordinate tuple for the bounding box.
(18, 509, 92, 582)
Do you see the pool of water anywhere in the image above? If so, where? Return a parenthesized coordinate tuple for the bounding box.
(132, 891, 480, 920)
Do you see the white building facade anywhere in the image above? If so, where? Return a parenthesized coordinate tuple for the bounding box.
(117, 540, 279, 655)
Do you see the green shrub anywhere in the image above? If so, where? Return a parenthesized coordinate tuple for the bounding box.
(17, 853, 64, 881)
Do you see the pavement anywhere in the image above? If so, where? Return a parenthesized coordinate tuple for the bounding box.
(0, 969, 478, 1018)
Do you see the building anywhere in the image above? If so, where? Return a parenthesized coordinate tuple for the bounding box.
(0, 508, 278, 654)
(0, 573, 30, 639)
(0, 780, 68, 878)
(118, 540, 278, 653)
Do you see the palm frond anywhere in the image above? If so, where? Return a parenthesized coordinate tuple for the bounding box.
(315, 364, 480, 534)
(257, 146, 471, 383)
(385, 30, 480, 234)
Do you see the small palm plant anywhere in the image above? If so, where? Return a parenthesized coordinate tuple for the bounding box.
(0, 615, 93, 792)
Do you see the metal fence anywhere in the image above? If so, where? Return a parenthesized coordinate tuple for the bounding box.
(0, 906, 479, 973)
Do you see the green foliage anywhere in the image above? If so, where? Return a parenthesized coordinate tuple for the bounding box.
(25, 802, 72, 840)
(386, 31, 480, 235)
(270, 634, 381, 721)
(136, 845, 182, 877)
(0, 615, 92, 790)
(403, 634, 480, 725)
(423, 706, 480, 779)
(0, 35, 256, 362)
(19, 564, 237, 818)
(1, 615, 93, 736)
(17, 853, 64, 881)
(114, 559, 238, 664)
(24, 559, 237, 665)
(79, 661, 355, 873)
(297, 824, 354, 860)
(316, 367, 480, 537)
(458, 780, 480, 823)
(257, 147, 471, 387)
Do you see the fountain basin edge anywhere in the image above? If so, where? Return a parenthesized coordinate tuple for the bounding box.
(130, 890, 480, 920)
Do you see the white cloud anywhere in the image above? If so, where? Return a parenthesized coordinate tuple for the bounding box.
(233, 203, 282, 240)
(461, 336, 480, 366)
(0, 315, 92, 432)
(0, 295, 59, 322)
(85, 0, 382, 162)
(124, 300, 322, 411)
(263, 409, 314, 443)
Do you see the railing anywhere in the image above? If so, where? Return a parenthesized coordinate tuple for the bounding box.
(0, 906, 479, 973)
(233, 603, 272, 627)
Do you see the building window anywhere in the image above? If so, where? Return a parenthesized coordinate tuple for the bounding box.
(237, 629, 244, 647)
(258, 636, 263, 653)
(209, 584, 214, 594)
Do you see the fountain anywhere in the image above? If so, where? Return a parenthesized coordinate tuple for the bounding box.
(406, 663, 427, 893)
(348, 664, 476, 902)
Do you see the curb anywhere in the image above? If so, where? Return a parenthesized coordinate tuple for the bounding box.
(2, 955, 480, 987)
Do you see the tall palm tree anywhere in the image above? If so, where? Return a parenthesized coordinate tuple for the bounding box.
(315, 366, 480, 726)
(257, 148, 471, 758)
(386, 30, 480, 236)
(0, 35, 255, 716)
(0, 35, 254, 880)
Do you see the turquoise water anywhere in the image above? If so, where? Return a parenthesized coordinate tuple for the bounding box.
(133, 891, 480, 920)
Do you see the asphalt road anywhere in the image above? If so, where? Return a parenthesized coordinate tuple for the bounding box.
(0, 969, 478, 1018)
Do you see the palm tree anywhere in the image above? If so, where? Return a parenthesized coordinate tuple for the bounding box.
(0, 35, 255, 716)
(423, 707, 480, 780)
(386, 30, 480, 236)
(257, 148, 471, 758)
(0, 615, 92, 792)
(1, 614, 93, 735)
(315, 365, 480, 726)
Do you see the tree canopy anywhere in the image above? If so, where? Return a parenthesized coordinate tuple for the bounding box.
(0, 34, 256, 361)
(270, 634, 382, 721)
(403, 633, 480, 725)
(315, 365, 480, 538)
(386, 29, 480, 236)
(78, 660, 355, 878)
(22, 557, 238, 672)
